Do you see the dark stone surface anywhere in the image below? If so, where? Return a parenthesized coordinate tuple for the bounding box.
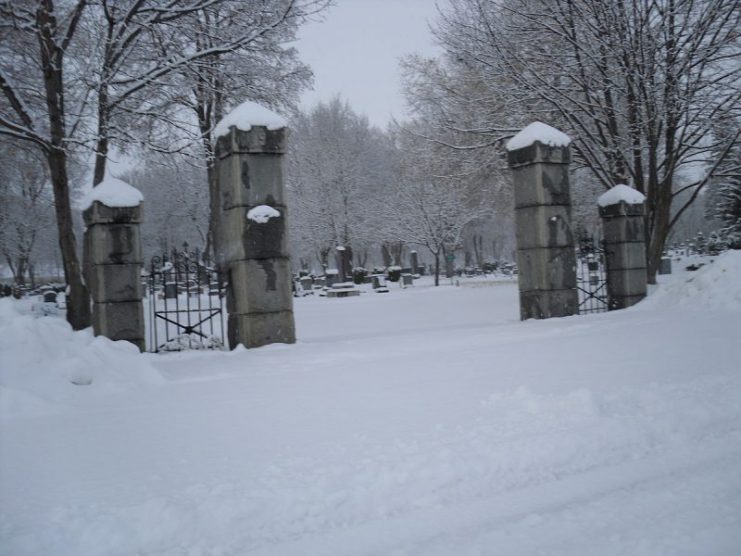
(227, 311, 295, 348)
(519, 288, 579, 320)
(507, 141, 570, 168)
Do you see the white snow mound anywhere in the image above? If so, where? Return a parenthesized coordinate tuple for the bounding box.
(0, 300, 163, 418)
(506, 122, 571, 151)
(214, 100, 287, 138)
(81, 176, 143, 210)
(246, 205, 280, 223)
(640, 250, 741, 311)
(598, 184, 646, 207)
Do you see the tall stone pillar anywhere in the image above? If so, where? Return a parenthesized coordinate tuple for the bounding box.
(598, 185, 648, 309)
(336, 246, 350, 282)
(410, 250, 419, 274)
(82, 179, 145, 351)
(214, 101, 295, 348)
(506, 122, 578, 320)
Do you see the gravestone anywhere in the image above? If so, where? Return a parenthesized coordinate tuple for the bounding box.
(506, 122, 578, 320)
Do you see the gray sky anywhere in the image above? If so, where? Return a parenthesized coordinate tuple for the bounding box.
(296, 0, 444, 128)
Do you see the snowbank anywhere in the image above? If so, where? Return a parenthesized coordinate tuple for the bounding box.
(506, 121, 571, 151)
(0, 300, 163, 418)
(597, 184, 646, 207)
(214, 100, 287, 138)
(81, 176, 143, 210)
(640, 250, 741, 311)
(246, 205, 280, 223)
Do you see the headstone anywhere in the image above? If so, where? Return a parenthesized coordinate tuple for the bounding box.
(410, 251, 419, 275)
(659, 257, 672, 275)
(506, 122, 578, 319)
(214, 102, 295, 348)
(401, 273, 413, 287)
(336, 246, 350, 282)
(43, 291, 58, 304)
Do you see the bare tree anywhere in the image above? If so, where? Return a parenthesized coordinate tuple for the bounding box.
(0, 142, 56, 287)
(0, 0, 328, 328)
(287, 98, 393, 271)
(387, 121, 495, 285)
(423, 0, 741, 281)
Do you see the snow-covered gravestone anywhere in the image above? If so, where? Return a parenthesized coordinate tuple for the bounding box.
(598, 185, 648, 309)
(213, 100, 295, 348)
(506, 122, 578, 320)
(82, 177, 145, 351)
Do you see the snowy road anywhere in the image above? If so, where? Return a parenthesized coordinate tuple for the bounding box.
(2, 258, 741, 555)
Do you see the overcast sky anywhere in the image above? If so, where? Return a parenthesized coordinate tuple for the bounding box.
(295, 0, 445, 128)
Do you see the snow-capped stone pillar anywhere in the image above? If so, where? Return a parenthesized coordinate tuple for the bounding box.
(506, 122, 578, 320)
(598, 185, 648, 309)
(213, 101, 295, 348)
(82, 178, 145, 351)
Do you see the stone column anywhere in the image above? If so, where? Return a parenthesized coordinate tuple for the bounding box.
(598, 185, 648, 309)
(214, 106, 295, 349)
(506, 122, 578, 320)
(83, 199, 145, 351)
(336, 246, 350, 283)
(410, 250, 419, 274)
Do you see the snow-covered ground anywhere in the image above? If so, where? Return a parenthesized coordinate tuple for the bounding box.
(1, 254, 740, 555)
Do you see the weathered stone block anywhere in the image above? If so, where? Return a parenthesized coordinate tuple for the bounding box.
(92, 301, 145, 350)
(219, 153, 286, 210)
(608, 293, 646, 310)
(220, 205, 289, 262)
(607, 267, 647, 298)
(507, 142, 570, 168)
(599, 201, 645, 219)
(83, 202, 142, 225)
(515, 205, 574, 250)
(513, 164, 572, 208)
(216, 126, 286, 157)
(226, 258, 294, 315)
(604, 241, 646, 271)
(519, 288, 579, 320)
(85, 224, 143, 265)
(516, 246, 577, 292)
(228, 310, 295, 348)
(602, 216, 645, 243)
(89, 264, 142, 303)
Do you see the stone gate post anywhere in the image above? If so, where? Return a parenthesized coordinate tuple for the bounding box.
(598, 185, 648, 309)
(82, 178, 145, 351)
(506, 122, 578, 320)
(213, 101, 295, 348)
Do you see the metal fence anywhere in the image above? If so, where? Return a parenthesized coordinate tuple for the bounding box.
(576, 237, 609, 314)
(146, 244, 226, 352)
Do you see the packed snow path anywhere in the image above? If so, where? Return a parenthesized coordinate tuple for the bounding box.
(2, 255, 741, 555)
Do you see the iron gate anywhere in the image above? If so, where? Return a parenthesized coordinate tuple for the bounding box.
(146, 244, 226, 352)
(576, 236, 609, 314)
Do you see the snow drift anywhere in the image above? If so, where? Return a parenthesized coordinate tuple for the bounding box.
(0, 300, 163, 417)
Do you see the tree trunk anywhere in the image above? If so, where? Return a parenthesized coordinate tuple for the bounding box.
(434, 251, 440, 287)
(38, 1, 91, 329)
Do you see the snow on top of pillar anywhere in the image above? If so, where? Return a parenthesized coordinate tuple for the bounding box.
(214, 100, 287, 138)
(505, 122, 572, 151)
(597, 184, 646, 207)
(82, 176, 143, 210)
(246, 205, 280, 223)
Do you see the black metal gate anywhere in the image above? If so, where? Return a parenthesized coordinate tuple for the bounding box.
(576, 236, 609, 314)
(146, 244, 226, 352)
